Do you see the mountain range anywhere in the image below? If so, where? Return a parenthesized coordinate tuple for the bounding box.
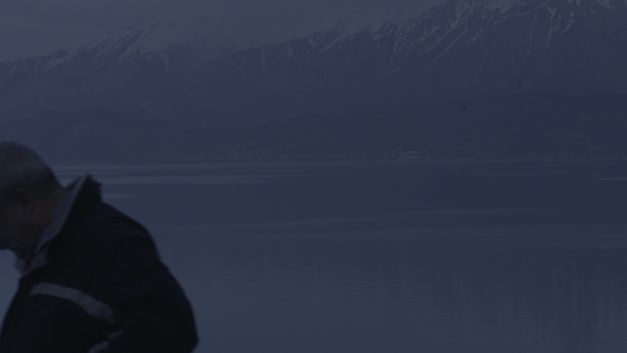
(2, 0, 627, 162)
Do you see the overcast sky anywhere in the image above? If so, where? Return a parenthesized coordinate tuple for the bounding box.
(0, 0, 437, 60)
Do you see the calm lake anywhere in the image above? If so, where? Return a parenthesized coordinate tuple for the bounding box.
(2, 160, 627, 353)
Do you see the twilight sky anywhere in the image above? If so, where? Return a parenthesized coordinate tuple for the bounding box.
(0, 0, 437, 60)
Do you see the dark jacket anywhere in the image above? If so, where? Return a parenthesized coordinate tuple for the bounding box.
(0, 175, 198, 353)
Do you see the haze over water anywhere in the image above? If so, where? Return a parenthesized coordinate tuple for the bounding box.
(2, 160, 627, 353)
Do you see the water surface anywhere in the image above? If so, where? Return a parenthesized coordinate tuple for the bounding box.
(2, 161, 627, 352)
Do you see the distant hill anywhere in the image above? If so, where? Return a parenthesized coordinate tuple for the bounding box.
(2, 0, 627, 162)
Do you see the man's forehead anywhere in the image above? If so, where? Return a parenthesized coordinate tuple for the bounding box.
(0, 161, 51, 181)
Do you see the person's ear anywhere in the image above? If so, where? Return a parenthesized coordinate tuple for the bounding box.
(12, 187, 36, 214)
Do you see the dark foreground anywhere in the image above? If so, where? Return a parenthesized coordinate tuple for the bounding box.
(3, 160, 627, 353)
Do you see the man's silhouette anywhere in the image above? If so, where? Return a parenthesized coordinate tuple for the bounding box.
(0, 142, 198, 353)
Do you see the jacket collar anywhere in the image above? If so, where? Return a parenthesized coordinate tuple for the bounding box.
(15, 173, 103, 276)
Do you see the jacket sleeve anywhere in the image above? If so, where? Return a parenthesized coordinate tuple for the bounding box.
(87, 226, 199, 353)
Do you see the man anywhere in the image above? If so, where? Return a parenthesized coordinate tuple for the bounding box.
(0, 142, 198, 353)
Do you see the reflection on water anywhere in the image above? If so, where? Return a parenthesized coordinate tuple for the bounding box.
(3, 161, 627, 353)
(189, 233, 627, 353)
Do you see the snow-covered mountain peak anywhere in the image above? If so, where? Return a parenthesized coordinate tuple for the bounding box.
(449, 0, 522, 14)
(82, 20, 208, 63)
(423, 0, 627, 19)
(336, 8, 410, 33)
(326, 7, 416, 43)
(125, 21, 185, 53)
(593, 0, 627, 10)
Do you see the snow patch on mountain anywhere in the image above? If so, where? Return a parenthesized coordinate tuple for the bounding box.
(83, 21, 205, 64)
(320, 8, 410, 51)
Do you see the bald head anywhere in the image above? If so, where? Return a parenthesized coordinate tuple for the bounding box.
(0, 141, 62, 201)
(0, 142, 67, 258)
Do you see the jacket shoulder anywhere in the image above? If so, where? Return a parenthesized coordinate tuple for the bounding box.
(82, 202, 154, 245)
(51, 202, 157, 272)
